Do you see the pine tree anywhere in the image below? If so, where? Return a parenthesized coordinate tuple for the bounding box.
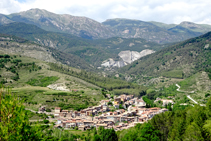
(0, 87, 42, 140)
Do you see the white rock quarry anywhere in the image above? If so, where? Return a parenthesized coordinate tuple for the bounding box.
(101, 49, 155, 68)
(101, 58, 127, 68)
(47, 83, 70, 91)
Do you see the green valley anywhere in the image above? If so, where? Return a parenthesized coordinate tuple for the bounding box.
(1, 7, 211, 141)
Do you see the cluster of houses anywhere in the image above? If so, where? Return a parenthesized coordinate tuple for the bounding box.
(42, 94, 172, 131)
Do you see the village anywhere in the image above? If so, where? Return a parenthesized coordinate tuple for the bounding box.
(39, 94, 174, 131)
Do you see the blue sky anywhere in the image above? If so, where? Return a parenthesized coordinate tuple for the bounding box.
(1, 0, 211, 24)
(16, 0, 26, 3)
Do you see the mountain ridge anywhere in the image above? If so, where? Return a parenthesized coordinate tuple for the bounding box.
(1, 8, 211, 43)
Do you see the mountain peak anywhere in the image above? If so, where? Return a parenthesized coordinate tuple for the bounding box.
(18, 8, 56, 18)
(23, 8, 49, 13)
(179, 21, 200, 29)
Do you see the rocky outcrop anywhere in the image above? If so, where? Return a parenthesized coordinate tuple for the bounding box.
(0, 41, 56, 63)
(101, 58, 126, 68)
(47, 83, 70, 91)
(101, 49, 155, 68)
(35, 38, 58, 48)
(118, 49, 155, 64)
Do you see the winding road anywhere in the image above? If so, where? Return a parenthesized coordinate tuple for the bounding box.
(176, 84, 205, 106)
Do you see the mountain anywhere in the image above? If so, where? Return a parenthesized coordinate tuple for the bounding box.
(0, 22, 116, 66)
(0, 22, 167, 67)
(179, 21, 211, 33)
(0, 33, 92, 70)
(149, 21, 211, 33)
(93, 37, 166, 54)
(120, 31, 211, 79)
(0, 9, 211, 44)
(148, 21, 177, 30)
(101, 50, 155, 68)
(102, 18, 206, 43)
(168, 25, 202, 38)
(0, 22, 91, 49)
(0, 14, 13, 25)
(6, 8, 115, 39)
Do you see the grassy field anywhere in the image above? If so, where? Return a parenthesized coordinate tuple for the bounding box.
(161, 70, 183, 79)
(0, 55, 105, 111)
(12, 86, 104, 111)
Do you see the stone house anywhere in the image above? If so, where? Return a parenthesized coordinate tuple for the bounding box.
(114, 98, 121, 104)
(96, 124, 108, 129)
(114, 104, 119, 109)
(55, 107, 61, 113)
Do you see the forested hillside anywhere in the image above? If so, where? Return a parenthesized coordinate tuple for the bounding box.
(0, 33, 93, 70)
(0, 22, 168, 66)
(120, 31, 211, 79)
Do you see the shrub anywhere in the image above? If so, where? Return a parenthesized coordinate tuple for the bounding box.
(205, 93, 210, 97)
(46, 109, 51, 112)
(43, 119, 49, 124)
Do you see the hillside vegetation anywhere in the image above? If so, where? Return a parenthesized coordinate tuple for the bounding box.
(118, 100, 211, 141)
(0, 53, 147, 112)
(102, 19, 204, 43)
(0, 33, 93, 70)
(0, 54, 104, 111)
(120, 31, 211, 80)
(0, 23, 168, 66)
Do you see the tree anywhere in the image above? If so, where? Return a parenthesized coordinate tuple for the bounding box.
(44, 119, 49, 124)
(93, 134, 101, 141)
(206, 97, 211, 117)
(101, 128, 118, 141)
(0, 88, 43, 140)
(203, 120, 211, 140)
(121, 128, 139, 141)
(183, 122, 204, 141)
(96, 127, 118, 141)
(137, 122, 161, 141)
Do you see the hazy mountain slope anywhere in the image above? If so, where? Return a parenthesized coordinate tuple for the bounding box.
(0, 22, 116, 66)
(179, 21, 211, 33)
(120, 31, 211, 78)
(0, 14, 13, 25)
(7, 8, 115, 39)
(0, 22, 90, 49)
(149, 21, 177, 30)
(0, 33, 92, 70)
(0, 22, 169, 67)
(168, 25, 202, 38)
(102, 18, 210, 43)
(1, 9, 210, 44)
(93, 37, 167, 54)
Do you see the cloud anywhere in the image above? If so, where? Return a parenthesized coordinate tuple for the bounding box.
(0, 0, 211, 25)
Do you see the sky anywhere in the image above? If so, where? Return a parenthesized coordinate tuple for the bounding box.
(1, 0, 211, 24)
